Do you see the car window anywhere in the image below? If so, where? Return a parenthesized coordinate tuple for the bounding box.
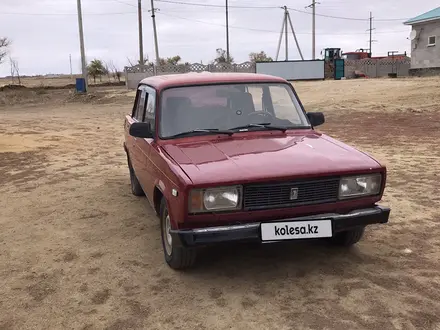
(159, 83, 310, 138)
(144, 90, 156, 129)
(269, 85, 302, 125)
(162, 85, 228, 107)
(247, 86, 263, 111)
(132, 90, 141, 118)
(133, 88, 147, 121)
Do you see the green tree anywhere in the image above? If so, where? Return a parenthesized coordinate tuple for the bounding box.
(87, 59, 107, 83)
(167, 55, 181, 65)
(213, 48, 234, 64)
(158, 55, 182, 66)
(249, 51, 273, 63)
(126, 56, 153, 67)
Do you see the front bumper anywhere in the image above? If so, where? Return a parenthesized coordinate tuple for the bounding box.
(170, 205, 390, 247)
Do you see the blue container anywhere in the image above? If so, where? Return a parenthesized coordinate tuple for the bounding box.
(75, 78, 86, 93)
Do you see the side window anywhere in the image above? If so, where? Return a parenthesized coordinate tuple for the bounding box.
(132, 90, 141, 118)
(133, 88, 147, 121)
(144, 90, 156, 128)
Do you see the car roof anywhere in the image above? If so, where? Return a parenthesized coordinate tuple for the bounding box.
(138, 72, 288, 90)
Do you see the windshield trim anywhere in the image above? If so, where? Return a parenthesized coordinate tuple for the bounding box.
(156, 81, 312, 140)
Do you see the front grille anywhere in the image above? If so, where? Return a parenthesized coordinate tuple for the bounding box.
(243, 177, 340, 211)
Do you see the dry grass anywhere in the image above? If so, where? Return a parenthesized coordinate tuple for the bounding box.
(0, 75, 125, 89)
(0, 77, 440, 329)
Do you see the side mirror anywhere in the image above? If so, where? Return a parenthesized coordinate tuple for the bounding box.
(307, 112, 325, 127)
(129, 122, 154, 138)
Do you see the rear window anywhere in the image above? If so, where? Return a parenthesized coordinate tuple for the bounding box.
(162, 85, 229, 107)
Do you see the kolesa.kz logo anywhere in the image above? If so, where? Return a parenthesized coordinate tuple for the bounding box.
(274, 224, 318, 236)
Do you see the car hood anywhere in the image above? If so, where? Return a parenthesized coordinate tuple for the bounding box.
(162, 131, 382, 186)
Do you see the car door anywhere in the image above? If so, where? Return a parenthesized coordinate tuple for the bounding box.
(132, 85, 157, 201)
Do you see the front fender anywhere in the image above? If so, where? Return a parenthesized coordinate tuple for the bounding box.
(154, 178, 185, 228)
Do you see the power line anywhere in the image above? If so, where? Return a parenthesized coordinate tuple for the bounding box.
(108, 0, 138, 7)
(290, 6, 366, 21)
(0, 11, 137, 16)
(153, 0, 409, 21)
(155, 0, 279, 9)
(288, 7, 408, 21)
(156, 11, 408, 35)
(0, 3, 410, 22)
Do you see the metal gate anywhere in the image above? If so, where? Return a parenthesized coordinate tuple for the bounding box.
(334, 59, 345, 80)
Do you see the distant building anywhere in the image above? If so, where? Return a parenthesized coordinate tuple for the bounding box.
(404, 7, 440, 75)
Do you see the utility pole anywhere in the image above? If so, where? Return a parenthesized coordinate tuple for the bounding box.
(369, 11, 373, 56)
(284, 6, 288, 60)
(226, 0, 230, 62)
(76, 0, 88, 91)
(10, 60, 14, 84)
(276, 12, 285, 61)
(306, 0, 319, 60)
(388, 51, 398, 74)
(311, 0, 316, 60)
(69, 54, 73, 77)
(286, 11, 304, 60)
(275, 6, 304, 61)
(150, 0, 160, 65)
(367, 11, 376, 57)
(138, 0, 144, 65)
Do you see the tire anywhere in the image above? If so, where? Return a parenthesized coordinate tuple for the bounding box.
(160, 198, 197, 270)
(128, 158, 144, 196)
(331, 227, 365, 247)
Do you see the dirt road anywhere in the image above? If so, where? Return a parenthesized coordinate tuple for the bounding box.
(1, 77, 440, 330)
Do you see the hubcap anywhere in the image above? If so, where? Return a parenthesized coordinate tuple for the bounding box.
(163, 214, 172, 256)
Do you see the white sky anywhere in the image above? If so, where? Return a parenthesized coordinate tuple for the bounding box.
(0, 0, 436, 76)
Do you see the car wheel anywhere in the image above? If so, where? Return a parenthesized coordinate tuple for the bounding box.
(128, 159, 144, 196)
(160, 198, 197, 270)
(331, 227, 365, 246)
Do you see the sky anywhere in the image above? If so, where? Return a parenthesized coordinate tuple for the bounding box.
(0, 0, 436, 76)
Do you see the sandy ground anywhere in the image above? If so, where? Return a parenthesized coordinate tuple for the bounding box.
(1, 77, 440, 330)
(0, 75, 125, 88)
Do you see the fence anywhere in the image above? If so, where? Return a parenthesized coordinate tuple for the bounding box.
(124, 62, 255, 89)
(343, 58, 411, 78)
(256, 60, 325, 81)
(124, 58, 413, 88)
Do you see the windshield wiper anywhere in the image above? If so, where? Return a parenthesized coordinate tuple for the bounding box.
(169, 128, 233, 138)
(229, 123, 288, 132)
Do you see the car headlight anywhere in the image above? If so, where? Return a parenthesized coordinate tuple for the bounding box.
(339, 174, 382, 199)
(189, 186, 242, 213)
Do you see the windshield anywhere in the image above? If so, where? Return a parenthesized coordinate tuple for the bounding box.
(159, 83, 310, 138)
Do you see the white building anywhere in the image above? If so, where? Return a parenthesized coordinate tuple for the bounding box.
(404, 6, 440, 74)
